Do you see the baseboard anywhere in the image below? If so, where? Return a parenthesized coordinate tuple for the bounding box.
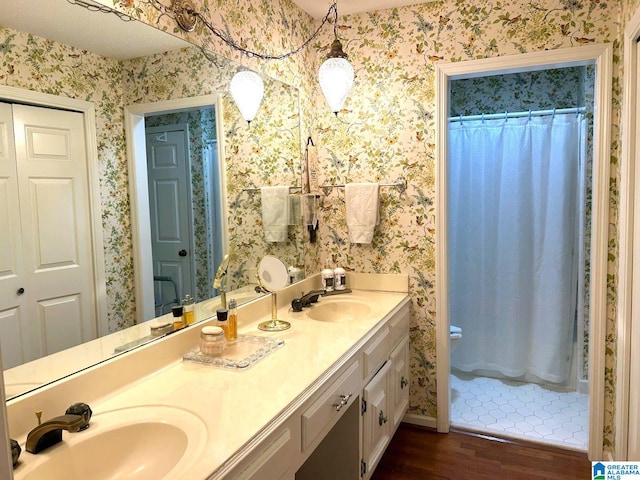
(403, 413, 437, 429)
(578, 378, 589, 395)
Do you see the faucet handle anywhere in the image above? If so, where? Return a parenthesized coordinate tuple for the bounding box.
(35, 410, 42, 426)
(65, 403, 92, 431)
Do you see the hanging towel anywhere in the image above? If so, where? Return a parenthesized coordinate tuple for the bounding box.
(345, 183, 380, 244)
(289, 194, 301, 225)
(301, 194, 317, 226)
(261, 186, 290, 242)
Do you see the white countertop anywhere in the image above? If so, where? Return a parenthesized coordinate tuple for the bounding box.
(11, 286, 409, 479)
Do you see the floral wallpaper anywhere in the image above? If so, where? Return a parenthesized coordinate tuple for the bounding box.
(450, 67, 586, 115)
(4, 0, 639, 456)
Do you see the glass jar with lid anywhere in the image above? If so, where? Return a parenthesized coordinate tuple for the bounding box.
(199, 326, 226, 356)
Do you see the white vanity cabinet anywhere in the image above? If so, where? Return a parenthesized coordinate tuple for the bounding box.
(294, 301, 410, 480)
(360, 303, 410, 479)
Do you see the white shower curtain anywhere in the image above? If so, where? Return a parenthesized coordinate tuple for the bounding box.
(448, 113, 586, 383)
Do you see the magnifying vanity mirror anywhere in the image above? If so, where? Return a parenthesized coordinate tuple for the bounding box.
(0, 0, 306, 400)
(257, 256, 292, 332)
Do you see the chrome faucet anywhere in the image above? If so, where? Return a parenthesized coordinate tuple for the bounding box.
(213, 254, 230, 309)
(26, 403, 92, 454)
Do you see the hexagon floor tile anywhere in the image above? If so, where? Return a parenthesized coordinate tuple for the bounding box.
(450, 371, 588, 450)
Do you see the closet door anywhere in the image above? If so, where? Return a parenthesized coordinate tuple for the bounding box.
(0, 104, 97, 367)
(0, 103, 25, 368)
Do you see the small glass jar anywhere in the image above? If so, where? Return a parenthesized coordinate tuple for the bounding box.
(199, 326, 226, 356)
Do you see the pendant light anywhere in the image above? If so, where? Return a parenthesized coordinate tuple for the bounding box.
(229, 69, 264, 124)
(318, 10, 354, 115)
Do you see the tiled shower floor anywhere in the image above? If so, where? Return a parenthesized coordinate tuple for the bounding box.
(450, 371, 589, 450)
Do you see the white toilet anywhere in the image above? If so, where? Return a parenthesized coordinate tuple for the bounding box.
(450, 325, 462, 352)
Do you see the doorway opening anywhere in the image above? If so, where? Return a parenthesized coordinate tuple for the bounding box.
(435, 44, 612, 460)
(447, 67, 590, 450)
(125, 95, 228, 324)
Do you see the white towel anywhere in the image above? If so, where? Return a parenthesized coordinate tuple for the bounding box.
(345, 183, 379, 244)
(261, 186, 290, 242)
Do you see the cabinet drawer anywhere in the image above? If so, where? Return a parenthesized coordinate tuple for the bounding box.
(363, 327, 389, 381)
(301, 360, 361, 451)
(388, 304, 410, 350)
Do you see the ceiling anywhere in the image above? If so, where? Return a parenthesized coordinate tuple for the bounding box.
(1, 0, 190, 60)
(290, 0, 426, 19)
(1, 0, 426, 59)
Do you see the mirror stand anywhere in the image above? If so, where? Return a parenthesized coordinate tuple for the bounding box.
(258, 292, 291, 331)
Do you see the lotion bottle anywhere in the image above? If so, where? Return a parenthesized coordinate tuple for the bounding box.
(321, 263, 334, 292)
(334, 267, 346, 290)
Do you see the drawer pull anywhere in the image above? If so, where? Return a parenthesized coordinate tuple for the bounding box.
(333, 393, 352, 412)
(400, 376, 408, 389)
(378, 410, 388, 426)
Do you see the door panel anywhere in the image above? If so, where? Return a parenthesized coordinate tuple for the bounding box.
(0, 103, 26, 368)
(7, 104, 96, 362)
(146, 125, 193, 312)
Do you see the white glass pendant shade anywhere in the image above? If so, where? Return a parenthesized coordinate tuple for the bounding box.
(319, 57, 354, 115)
(230, 70, 264, 123)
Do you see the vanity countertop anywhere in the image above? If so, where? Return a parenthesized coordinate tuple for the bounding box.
(11, 285, 410, 480)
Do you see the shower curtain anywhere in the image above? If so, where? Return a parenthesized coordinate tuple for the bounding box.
(448, 113, 586, 383)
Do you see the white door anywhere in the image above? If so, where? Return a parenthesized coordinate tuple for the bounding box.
(0, 103, 96, 368)
(145, 125, 193, 314)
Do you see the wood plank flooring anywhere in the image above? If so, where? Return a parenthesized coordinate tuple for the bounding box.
(370, 423, 591, 480)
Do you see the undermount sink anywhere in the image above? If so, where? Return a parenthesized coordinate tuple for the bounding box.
(306, 297, 372, 322)
(15, 405, 208, 480)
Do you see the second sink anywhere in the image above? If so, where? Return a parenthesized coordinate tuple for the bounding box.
(15, 405, 208, 480)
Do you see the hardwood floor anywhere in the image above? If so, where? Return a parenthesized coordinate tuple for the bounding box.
(370, 423, 591, 480)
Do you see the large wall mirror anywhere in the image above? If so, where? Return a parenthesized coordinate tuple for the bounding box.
(0, 0, 305, 400)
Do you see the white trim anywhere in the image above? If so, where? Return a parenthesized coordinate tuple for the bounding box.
(402, 413, 437, 429)
(435, 44, 612, 460)
(125, 94, 228, 324)
(0, 352, 13, 480)
(617, 5, 640, 461)
(0, 86, 109, 338)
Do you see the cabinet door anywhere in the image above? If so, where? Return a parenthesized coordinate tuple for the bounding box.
(362, 361, 391, 479)
(390, 337, 410, 430)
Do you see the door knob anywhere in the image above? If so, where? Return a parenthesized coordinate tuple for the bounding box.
(178, 249, 187, 257)
(17, 287, 25, 295)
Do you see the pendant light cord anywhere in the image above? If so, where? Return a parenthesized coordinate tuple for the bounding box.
(159, 1, 339, 61)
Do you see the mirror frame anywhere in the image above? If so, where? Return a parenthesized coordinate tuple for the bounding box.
(125, 94, 229, 324)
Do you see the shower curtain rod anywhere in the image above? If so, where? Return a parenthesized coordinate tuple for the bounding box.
(449, 106, 586, 123)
